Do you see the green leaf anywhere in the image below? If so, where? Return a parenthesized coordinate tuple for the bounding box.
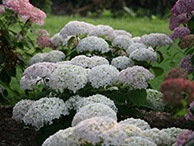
(67, 36, 75, 49)
(141, 100, 156, 111)
(0, 68, 11, 83)
(151, 66, 164, 77)
(156, 50, 164, 63)
(36, 91, 48, 99)
(7, 67, 16, 77)
(127, 89, 147, 107)
(188, 16, 194, 34)
(0, 49, 4, 63)
(191, 54, 194, 65)
(110, 91, 126, 104)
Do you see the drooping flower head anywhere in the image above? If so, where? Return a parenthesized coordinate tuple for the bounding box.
(119, 66, 154, 90)
(185, 101, 194, 121)
(165, 68, 189, 80)
(175, 130, 194, 146)
(170, 27, 191, 40)
(171, 0, 194, 15)
(179, 54, 194, 74)
(73, 116, 127, 145)
(111, 56, 134, 70)
(180, 34, 194, 49)
(112, 35, 134, 50)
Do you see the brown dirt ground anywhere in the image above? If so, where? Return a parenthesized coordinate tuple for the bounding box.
(0, 105, 193, 146)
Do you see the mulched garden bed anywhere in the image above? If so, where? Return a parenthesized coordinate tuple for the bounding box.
(0, 105, 193, 146)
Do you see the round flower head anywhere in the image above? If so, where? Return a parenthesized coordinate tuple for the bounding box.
(76, 36, 109, 53)
(112, 35, 134, 50)
(35, 29, 49, 36)
(42, 127, 84, 146)
(129, 48, 157, 63)
(165, 68, 189, 80)
(107, 29, 132, 40)
(111, 56, 134, 70)
(49, 64, 88, 93)
(161, 127, 188, 145)
(90, 56, 109, 67)
(29, 6, 46, 25)
(72, 103, 117, 126)
(12, 99, 35, 122)
(88, 64, 120, 88)
(23, 62, 57, 79)
(23, 97, 69, 130)
(171, 0, 194, 15)
(60, 21, 94, 38)
(65, 95, 83, 111)
(119, 66, 154, 90)
(170, 27, 191, 40)
(169, 13, 191, 31)
(20, 76, 43, 90)
(70, 55, 93, 68)
(126, 43, 147, 55)
(119, 118, 151, 131)
(120, 124, 142, 138)
(176, 130, 194, 146)
(180, 34, 194, 49)
(28, 53, 48, 66)
(36, 36, 53, 49)
(88, 24, 114, 37)
(132, 37, 141, 43)
(140, 33, 173, 47)
(146, 89, 166, 112)
(50, 33, 64, 47)
(73, 116, 127, 145)
(124, 136, 157, 146)
(76, 94, 117, 112)
(43, 50, 65, 63)
(179, 54, 194, 74)
(142, 128, 171, 146)
(185, 101, 194, 121)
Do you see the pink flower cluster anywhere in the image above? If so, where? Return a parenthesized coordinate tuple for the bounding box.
(180, 34, 194, 49)
(170, 27, 191, 40)
(165, 68, 189, 80)
(171, 0, 194, 15)
(178, 54, 194, 74)
(4, 0, 46, 25)
(35, 29, 50, 36)
(161, 78, 194, 104)
(36, 36, 54, 49)
(185, 101, 194, 121)
(176, 130, 194, 146)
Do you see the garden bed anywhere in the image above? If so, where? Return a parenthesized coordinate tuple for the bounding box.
(0, 105, 193, 146)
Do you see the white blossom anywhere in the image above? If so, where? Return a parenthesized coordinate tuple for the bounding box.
(132, 37, 141, 43)
(107, 29, 132, 40)
(90, 56, 109, 67)
(112, 35, 134, 50)
(43, 50, 65, 63)
(88, 24, 114, 37)
(65, 95, 83, 111)
(20, 76, 43, 90)
(72, 103, 117, 126)
(126, 43, 147, 55)
(50, 33, 64, 47)
(120, 124, 143, 138)
(111, 56, 134, 70)
(70, 55, 94, 68)
(123, 136, 157, 146)
(28, 53, 48, 66)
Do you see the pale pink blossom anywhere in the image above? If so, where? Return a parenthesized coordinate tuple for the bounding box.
(36, 29, 50, 36)
(36, 36, 53, 49)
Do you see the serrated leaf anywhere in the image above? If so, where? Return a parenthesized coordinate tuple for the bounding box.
(127, 89, 147, 107)
(151, 66, 164, 77)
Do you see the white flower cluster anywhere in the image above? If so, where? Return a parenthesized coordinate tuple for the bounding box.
(119, 118, 151, 131)
(107, 29, 132, 40)
(77, 36, 109, 53)
(120, 124, 142, 138)
(132, 37, 141, 43)
(126, 43, 147, 55)
(49, 64, 88, 93)
(60, 21, 94, 38)
(124, 136, 157, 146)
(119, 66, 154, 89)
(146, 89, 166, 112)
(88, 24, 114, 37)
(20, 76, 43, 90)
(161, 127, 188, 145)
(70, 55, 109, 68)
(42, 127, 84, 146)
(112, 35, 134, 50)
(12, 99, 35, 122)
(64, 95, 82, 111)
(142, 128, 171, 146)
(76, 94, 117, 112)
(73, 116, 127, 145)
(23, 97, 69, 130)
(50, 33, 64, 47)
(129, 48, 157, 63)
(140, 33, 173, 47)
(88, 64, 120, 88)
(111, 56, 134, 70)
(71, 103, 117, 126)
(28, 50, 65, 66)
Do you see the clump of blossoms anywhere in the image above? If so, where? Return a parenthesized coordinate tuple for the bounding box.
(88, 64, 120, 88)
(64, 95, 82, 111)
(36, 36, 54, 49)
(132, 37, 141, 43)
(50, 33, 64, 47)
(22, 97, 69, 130)
(12, 99, 35, 122)
(175, 130, 194, 146)
(28, 53, 48, 66)
(165, 68, 189, 80)
(112, 35, 134, 50)
(43, 50, 66, 63)
(178, 54, 194, 74)
(88, 24, 114, 37)
(119, 66, 154, 90)
(142, 128, 171, 146)
(60, 20, 94, 39)
(42, 127, 84, 146)
(111, 56, 134, 70)
(161, 127, 188, 145)
(126, 43, 147, 55)
(71, 103, 117, 126)
(49, 64, 88, 93)
(161, 78, 194, 104)
(20, 76, 43, 90)
(119, 124, 142, 138)
(76, 94, 117, 112)
(170, 27, 191, 40)
(73, 116, 127, 145)
(180, 34, 194, 49)
(119, 118, 151, 131)
(35, 29, 49, 36)
(107, 29, 132, 40)
(146, 89, 166, 112)
(124, 136, 157, 146)
(140, 33, 173, 47)
(185, 101, 194, 121)
(76, 36, 109, 53)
